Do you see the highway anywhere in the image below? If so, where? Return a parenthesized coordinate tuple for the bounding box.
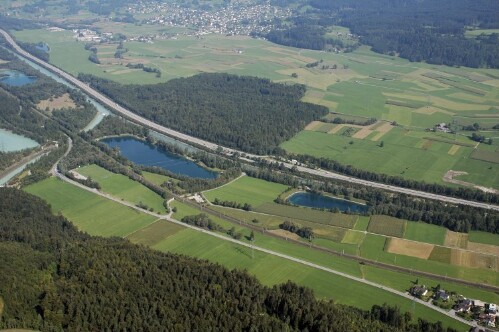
(2, 28, 498, 213)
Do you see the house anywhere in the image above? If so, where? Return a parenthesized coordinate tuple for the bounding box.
(436, 123, 451, 133)
(435, 290, 450, 301)
(456, 299, 473, 312)
(410, 285, 428, 298)
(487, 303, 497, 314)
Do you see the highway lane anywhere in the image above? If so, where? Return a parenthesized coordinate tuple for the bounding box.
(2, 28, 498, 212)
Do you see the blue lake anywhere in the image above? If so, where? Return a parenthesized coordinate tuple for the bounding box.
(288, 192, 368, 213)
(0, 70, 37, 86)
(0, 128, 39, 152)
(101, 136, 217, 179)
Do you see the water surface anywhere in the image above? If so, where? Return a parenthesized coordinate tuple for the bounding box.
(289, 192, 368, 213)
(0, 128, 39, 152)
(0, 70, 37, 86)
(101, 136, 217, 179)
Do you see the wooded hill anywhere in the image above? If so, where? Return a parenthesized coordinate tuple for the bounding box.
(0, 188, 458, 331)
(79, 73, 328, 154)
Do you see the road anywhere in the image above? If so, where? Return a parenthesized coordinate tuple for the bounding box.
(1, 28, 498, 213)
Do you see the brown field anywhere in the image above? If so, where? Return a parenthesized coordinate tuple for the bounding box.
(447, 145, 461, 155)
(450, 250, 499, 272)
(467, 242, 499, 256)
(352, 127, 373, 139)
(269, 229, 301, 241)
(444, 230, 469, 249)
(329, 124, 346, 134)
(304, 121, 323, 131)
(37, 93, 76, 111)
(386, 238, 434, 259)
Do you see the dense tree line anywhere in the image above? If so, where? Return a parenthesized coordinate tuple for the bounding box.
(79, 73, 328, 154)
(287, 152, 499, 205)
(279, 220, 314, 239)
(181, 213, 224, 232)
(0, 188, 459, 331)
(212, 198, 253, 211)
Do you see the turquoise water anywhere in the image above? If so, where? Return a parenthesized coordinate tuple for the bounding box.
(101, 136, 217, 179)
(0, 70, 37, 86)
(0, 128, 39, 152)
(288, 192, 368, 213)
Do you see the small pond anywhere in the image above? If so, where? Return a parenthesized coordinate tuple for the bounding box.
(288, 191, 368, 213)
(0, 128, 39, 152)
(0, 70, 37, 86)
(101, 136, 217, 179)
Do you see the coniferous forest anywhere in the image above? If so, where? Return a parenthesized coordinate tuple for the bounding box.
(267, 0, 499, 68)
(79, 73, 328, 154)
(0, 188, 459, 332)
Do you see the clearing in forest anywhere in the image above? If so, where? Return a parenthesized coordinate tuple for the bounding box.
(37, 93, 76, 111)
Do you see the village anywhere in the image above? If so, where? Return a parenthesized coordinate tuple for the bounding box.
(410, 284, 498, 329)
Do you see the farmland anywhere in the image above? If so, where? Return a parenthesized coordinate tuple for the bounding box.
(76, 164, 168, 213)
(20, 174, 498, 330)
(12, 27, 499, 189)
(24, 178, 157, 237)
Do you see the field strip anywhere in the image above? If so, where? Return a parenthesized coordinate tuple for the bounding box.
(50, 174, 477, 327)
(123, 218, 162, 238)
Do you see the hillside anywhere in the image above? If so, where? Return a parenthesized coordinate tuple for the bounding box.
(0, 188, 459, 331)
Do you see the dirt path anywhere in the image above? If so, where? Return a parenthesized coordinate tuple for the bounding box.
(443, 170, 499, 194)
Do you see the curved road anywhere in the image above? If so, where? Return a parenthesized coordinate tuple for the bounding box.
(2, 28, 498, 213)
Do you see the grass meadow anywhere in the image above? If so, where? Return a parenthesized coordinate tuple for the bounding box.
(24, 178, 157, 237)
(77, 165, 167, 213)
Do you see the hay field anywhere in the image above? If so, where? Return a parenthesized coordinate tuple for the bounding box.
(386, 238, 434, 259)
(467, 242, 499, 256)
(444, 231, 469, 249)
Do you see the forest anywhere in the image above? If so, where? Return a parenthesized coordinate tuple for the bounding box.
(268, 0, 499, 68)
(79, 73, 328, 154)
(0, 188, 459, 331)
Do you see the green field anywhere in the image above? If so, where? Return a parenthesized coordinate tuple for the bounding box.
(77, 165, 167, 213)
(25, 178, 157, 237)
(203, 175, 288, 208)
(142, 171, 176, 186)
(150, 227, 466, 330)
(468, 231, 499, 246)
(404, 222, 447, 245)
(13, 28, 499, 189)
(368, 215, 406, 238)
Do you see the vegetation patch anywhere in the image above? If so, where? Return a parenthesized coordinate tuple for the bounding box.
(428, 246, 452, 264)
(341, 230, 365, 245)
(385, 238, 434, 259)
(404, 222, 446, 245)
(367, 215, 406, 238)
(126, 220, 184, 246)
(466, 242, 499, 257)
(449, 249, 499, 272)
(468, 231, 499, 246)
(444, 231, 469, 249)
(77, 164, 167, 213)
(24, 178, 157, 237)
(470, 149, 499, 164)
(36, 93, 76, 111)
(204, 176, 287, 209)
(256, 203, 357, 229)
